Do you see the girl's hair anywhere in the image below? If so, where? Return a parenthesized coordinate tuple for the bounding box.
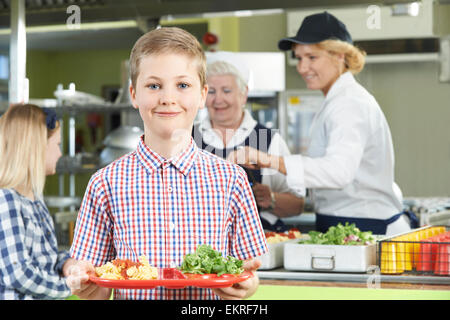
(129, 26, 206, 89)
(316, 39, 367, 74)
(0, 104, 60, 196)
(207, 60, 247, 94)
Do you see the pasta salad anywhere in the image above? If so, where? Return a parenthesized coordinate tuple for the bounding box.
(95, 256, 158, 280)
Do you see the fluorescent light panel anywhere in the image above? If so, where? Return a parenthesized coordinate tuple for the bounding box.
(0, 19, 138, 35)
(0, 8, 284, 35)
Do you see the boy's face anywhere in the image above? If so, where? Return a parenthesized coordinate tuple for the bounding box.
(130, 53, 208, 141)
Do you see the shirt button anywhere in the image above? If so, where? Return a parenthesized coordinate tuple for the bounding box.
(170, 222, 175, 230)
(167, 186, 173, 192)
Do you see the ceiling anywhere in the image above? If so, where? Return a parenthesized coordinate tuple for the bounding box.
(0, 0, 415, 26)
(0, 0, 417, 51)
(0, 26, 144, 51)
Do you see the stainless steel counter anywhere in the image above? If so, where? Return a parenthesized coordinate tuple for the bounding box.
(258, 268, 450, 285)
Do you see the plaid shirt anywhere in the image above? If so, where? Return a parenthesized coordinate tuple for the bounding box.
(0, 189, 71, 300)
(70, 136, 267, 300)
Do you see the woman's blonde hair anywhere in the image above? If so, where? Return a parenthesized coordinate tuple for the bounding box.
(316, 39, 367, 75)
(129, 26, 207, 89)
(0, 104, 59, 196)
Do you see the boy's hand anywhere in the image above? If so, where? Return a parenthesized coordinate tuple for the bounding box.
(211, 258, 261, 300)
(65, 259, 111, 300)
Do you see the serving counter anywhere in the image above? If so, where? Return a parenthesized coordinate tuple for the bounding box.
(252, 268, 450, 299)
(254, 222, 450, 299)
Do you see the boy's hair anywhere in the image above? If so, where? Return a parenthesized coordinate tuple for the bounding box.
(0, 104, 60, 196)
(129, 27, 207, 89)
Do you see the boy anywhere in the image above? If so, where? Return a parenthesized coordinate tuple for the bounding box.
(65, 27, 267, 300)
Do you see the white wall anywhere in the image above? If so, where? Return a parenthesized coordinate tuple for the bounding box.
(362, 61, 450, 197)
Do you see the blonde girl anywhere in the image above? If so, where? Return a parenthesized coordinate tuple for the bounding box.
(0, 104, 75, 299)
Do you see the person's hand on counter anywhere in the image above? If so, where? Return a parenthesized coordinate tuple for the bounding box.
(253, 183, 305, 216)
(64, 259, 112, 300)
(227, 146, 286, 175)
(252, 183, 272, 209)
(211, 258, 261, 300)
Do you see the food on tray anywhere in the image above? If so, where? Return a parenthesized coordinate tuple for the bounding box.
(299, 223, 375, 245)
(180, 244, 244, 276)
(265, 228, 302, 244)
(95, 256, 158, 280)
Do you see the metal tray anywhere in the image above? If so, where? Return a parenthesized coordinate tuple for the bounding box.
(259, 241, 293, 270)
(283, 242, 376, 273)
(260, 235, 308, 270)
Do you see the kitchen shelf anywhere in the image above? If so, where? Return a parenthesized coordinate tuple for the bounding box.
(44, 196, 81, 209)
(48, 102, 126, 249)
(55, 154, 101, 174)
(257, 268, 450, 285)
(52, 103, 133, 115)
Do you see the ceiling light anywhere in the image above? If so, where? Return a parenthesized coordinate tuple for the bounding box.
(391, 2, 421, 16)
(0, 20, 138, 35)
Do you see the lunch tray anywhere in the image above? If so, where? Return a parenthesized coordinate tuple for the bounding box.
(89, 268, 252, 289)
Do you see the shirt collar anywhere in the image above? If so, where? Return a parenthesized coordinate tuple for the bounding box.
(136, 135, 199, 176)
(325, 71, 355, 101)
(196, 109, 258, 149)
(240, 109, 258, 130)
(198, 109, 256, 132)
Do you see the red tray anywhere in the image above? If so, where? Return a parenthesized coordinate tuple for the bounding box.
(89, 268, 252, 289)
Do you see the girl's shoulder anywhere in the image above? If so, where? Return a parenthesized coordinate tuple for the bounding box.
(0, 188, 23, 215)
(0, 188, 35, 209)
(0, 188, 19, 201)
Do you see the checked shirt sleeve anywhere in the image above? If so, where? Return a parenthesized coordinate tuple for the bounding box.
(70, 172, 115, 266)
(0, 191, 71, 299)
(228, 167, 268, 260)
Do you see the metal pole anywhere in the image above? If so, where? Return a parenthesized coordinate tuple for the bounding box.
(69, 114, 76, 211)
(9, 0, 26, 104)
(277, 91, 288, 140)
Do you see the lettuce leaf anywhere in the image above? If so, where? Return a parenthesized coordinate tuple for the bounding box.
(299, 223, 375, 245)
(180, 244, 244, 276)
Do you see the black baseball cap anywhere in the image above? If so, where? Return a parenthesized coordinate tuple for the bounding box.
(278, 11, 353, 51)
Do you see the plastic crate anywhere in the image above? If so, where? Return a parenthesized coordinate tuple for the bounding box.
(377, 226, 450, 275)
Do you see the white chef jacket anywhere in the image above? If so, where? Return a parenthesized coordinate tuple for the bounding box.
(284, 72, 409, 234)
(196, 109, 303, 225)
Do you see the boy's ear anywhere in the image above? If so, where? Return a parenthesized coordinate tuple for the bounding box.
(199, 84, 208, 109)
(129, 84, 139, 110)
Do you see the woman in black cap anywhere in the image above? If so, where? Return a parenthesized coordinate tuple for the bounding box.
(228, 12, 418, 235)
